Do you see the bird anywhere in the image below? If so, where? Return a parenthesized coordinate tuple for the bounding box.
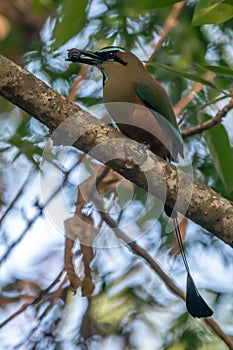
(66, 46, 213, 318)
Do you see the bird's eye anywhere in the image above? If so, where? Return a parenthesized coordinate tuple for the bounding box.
(107, 52, 116, 59)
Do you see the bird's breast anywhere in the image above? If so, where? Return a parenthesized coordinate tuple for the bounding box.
(103, 90, 172, 159)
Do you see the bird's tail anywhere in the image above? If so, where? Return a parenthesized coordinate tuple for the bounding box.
(173, 216, 213, 318)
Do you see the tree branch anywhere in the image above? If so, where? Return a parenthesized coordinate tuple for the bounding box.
(147, 1, 185, 63)
(181, 93, 233, 137)
(0, 269, 65, 329)
(0, 54, 233, 248)
(174, 71, 215, 117)
(97, 208, 233, 350)
(68, 64, 89, 102)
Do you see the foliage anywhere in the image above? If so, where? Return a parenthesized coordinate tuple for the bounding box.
(0, 0, 233, 349)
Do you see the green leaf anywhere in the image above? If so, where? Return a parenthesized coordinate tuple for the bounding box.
(92, 288, 135, 326)
(125, 0, 182, 10)
(153, 63, 218, 90)
(197, 112, 233, 195)
(10, 135, 43, 165)
(165, 345, 185, 350)
(193, 0, 233, 25)
(53, 0, 88, 49)
(203, 65, 233, 77)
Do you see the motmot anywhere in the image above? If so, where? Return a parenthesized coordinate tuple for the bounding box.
(66, 46, 213, 318)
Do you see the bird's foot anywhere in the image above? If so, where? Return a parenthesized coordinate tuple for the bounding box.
(124, 140, 148, 168)
(137, 141, 150, 154)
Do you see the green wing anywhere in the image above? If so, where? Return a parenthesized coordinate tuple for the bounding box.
(136, 79, 184, 159)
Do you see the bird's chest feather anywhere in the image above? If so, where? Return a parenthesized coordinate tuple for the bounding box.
(103, 78, 170, 158)
(103, 77, 140, 104)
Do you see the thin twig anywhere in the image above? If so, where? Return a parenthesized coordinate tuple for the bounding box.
(96, 206, 233, 350)
(0, 270, 65, 329)
(0, 159, 82, 266)
(174, 71, 215, 116)
(0, 167, 34, 225)
(68, 64, 89, 102)
(102, 210, 185, 297)
(178, 94, 231, 126)
(147, 1, 185, 64)
(204, 318, 233, 350)
(181, 94, 233, 138)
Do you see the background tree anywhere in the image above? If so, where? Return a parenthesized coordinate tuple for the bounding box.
(0, 1, 233, 349)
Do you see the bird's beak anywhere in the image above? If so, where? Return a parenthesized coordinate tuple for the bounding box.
(66, 48, 103, 66)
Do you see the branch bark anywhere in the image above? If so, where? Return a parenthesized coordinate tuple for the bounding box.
(0, 54, 233, 248)
(181, 94, 233, 137)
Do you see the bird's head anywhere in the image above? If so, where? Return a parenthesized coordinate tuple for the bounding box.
(66, 46, 144, 77)
(66, 46, 127, 67)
